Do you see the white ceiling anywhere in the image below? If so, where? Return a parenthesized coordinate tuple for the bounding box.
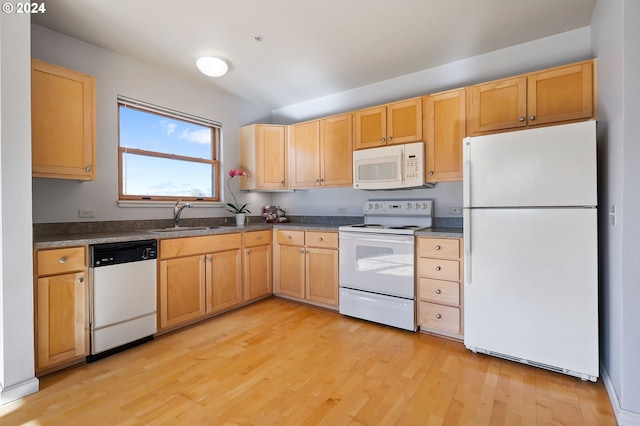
(32, 0, 596, 110)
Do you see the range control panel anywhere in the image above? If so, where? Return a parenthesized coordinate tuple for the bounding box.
(363, 199, 433, 216)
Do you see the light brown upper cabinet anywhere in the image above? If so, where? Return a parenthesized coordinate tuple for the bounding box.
(468, 60, 595, 135)
(290, 113, 353, 189)
(424, 89, 466, 182)
(354, 97, 423, 150)
(240, 124, 288, 190)
(31, 59, 96, 180)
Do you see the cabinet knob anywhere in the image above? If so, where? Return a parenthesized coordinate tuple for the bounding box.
(519, 116, 525, 122)
(435, 266, 441, 271)
(246, 250, 250, 255)
(388, 136, 393, 142)
(85, 166, 92, 172)
(319, 237, 323, 242)
(434, 245, 441, 250)
(299, 249, 305, 254)
(429, 171, 434, 176)
(435, 289, 441, 294)
(529, 115, 536, 121)
(287, 235, 292, 239)
(381, 137, 386, 142)
(315, 178, 320, 183)
(435, 314, 442, 319)
(257, 235, 262, 240)
(59, 257, 67, 264)
(281, 180, 285, 184)
(77, 277, 84, 284)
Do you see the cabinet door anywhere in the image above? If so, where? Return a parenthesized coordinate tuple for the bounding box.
(276, 244, 306, 298)
(527, 62, 593, 126)
(354, 106, 386, 150)
(257, 125, 288, 189)
(425, 89, 465, 182)
(468, 76, 527, 135)
(244, 244, 273, 301)
(306, 247, 338, 307)
(387, 97, 423, 145)
(36, 271, 88, 370)
(207, 249, 243, 314)
(31, 59, 96, 180)
(290, 121, 321, 188)
(159, 255, 206, 329)
(320, 113, 353, 187)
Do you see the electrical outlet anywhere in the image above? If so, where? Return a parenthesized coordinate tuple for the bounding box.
(449, 206, 462, 214)
(78, 209, 95, 218)
(338, 207, 346, 214)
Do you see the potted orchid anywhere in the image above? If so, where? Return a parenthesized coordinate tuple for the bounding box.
(226, 169, 250, 225)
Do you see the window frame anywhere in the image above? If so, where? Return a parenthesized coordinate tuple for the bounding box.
(117, 96, 222, 202)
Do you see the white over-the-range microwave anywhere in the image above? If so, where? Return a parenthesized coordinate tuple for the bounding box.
(352, 142, 426, 190)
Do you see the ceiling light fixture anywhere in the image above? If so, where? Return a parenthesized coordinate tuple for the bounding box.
(196, 56, 229, 77)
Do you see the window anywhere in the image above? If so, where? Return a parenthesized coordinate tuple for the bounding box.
(118, 96, 221, 201)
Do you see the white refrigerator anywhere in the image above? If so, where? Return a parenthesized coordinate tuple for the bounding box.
(463, 120, 599, 382)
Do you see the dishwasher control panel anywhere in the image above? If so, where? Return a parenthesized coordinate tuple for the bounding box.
(91, 239, 157, 267)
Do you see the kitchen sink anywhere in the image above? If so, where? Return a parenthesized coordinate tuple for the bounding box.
(142, 226, 213, 233)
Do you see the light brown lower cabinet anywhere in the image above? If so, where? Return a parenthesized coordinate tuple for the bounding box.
(243, 230, 273, 301)
(34, 246, 89, 374)
(158, 233, 242, 330)
(417, 236, 464, 339)
(274, 229, 339, 309)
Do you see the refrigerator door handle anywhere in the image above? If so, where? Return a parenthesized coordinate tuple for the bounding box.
(463, 208, 471, 284)
(463, 138, 471, 208)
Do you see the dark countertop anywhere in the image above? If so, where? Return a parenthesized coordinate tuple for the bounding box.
(415, 227, 464, 238)
(33, 221, 463, 249)
(33, 222, 344, 249)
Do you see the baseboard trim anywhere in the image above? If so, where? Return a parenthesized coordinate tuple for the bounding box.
(1, 377, 39, 404)
(601, 363, 640, 425)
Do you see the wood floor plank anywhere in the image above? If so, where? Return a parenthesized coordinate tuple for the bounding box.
(0, 298, 616, 425)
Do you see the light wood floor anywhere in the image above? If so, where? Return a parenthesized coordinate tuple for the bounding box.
(1, 297, 616, 425)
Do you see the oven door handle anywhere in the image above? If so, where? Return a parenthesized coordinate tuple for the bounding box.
(338, 231, 414, 245)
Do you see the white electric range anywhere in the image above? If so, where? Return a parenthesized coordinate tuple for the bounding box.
(338, 199, 433, 331)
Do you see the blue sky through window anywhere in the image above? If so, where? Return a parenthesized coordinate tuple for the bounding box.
(119, 106, 216, 198)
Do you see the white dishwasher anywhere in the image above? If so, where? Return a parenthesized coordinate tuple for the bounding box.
(89, 239, 157, 361)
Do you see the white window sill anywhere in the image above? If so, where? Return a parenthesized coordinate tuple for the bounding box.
(118, 200, 226, 208)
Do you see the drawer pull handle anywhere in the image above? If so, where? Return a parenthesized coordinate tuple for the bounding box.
(434, 245, 441, 250)
(435, 289, 442, 294)
(435, 266, 441, 271)
(435, 314, 442, 319)
(257, 236, 262, 240)
(319, 237, 323, 242)
(59, 257, 67, 264)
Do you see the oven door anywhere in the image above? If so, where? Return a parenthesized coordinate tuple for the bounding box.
(339, 231, 415, 298)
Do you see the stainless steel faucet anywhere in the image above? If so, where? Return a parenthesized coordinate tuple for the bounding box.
(173, 200, 194, 227)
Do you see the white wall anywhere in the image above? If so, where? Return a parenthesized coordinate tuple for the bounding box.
(31, 25, 273, 224)
(270, 28, 592, 218)
(591, 0, 640, 421)
(0, 12, 39, 402)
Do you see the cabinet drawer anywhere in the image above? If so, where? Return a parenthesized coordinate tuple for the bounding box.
(276, 229, 305, 246)
(161, 233, 242, 258)
(37, 246, 86, 276)
(419, 278, 459, 306)
(417, 237, 460, 259)
(419, 302, 460, 333)
(418, 258, 460, 281)
(244, 230, 272, 247)
(305, 231, 338, 249)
